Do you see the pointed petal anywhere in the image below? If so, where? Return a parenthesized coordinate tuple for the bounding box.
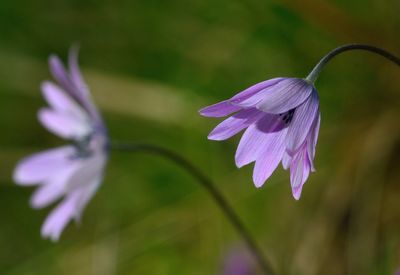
(307, 113, 321, 172)
(208, 108, 264, 140)
(199, 101, 240, 118)
(49, 55, 77, 98)
(13, 146, 75, 185)
(41, 192, 79, 241)
(68, 47, 90, 99)
(30, 162, 81, 209)
(247, 78, 313, 114)
(199, 78, 283, 118)
(290, 147, 311, 200)
(38, 108, 91, 139)
(286, 90, 319, 153)
(235, 114, 284, 167)
(41, 81, 88, 121)
(282, 151, 292, 170)
(229, 77, 284, 104)
(253, 127, 288, 187)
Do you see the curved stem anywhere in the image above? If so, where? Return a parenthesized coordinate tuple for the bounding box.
(306, 44, 400, 83)
(111, 142, 275, 275)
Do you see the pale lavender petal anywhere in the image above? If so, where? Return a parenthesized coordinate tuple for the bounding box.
(41, 192, 79, 241)
(41, 81, 88, 121)
(38, 108, 91, 139)
(290, 147, 311, 200)
(253, 127, 288, 187)
(72, 177, 102, 222)
(199, 78, 283, 118)
(307, 113, 321, 172)
(49, 55, 77, 98)
(66, 154, 106, 191)
(286, 90, 319, 153)
(235, 114, 284, 167)
(208, 108, 264, 140)
(68, 47, 90, 99)
(229, 77, 284, 103)
(13, 146, 75, 185)
(282, 151, 291, 170)
(240, 78, 313, 114)
(30, 162, 81, 209)
(199, 101, 241, 118)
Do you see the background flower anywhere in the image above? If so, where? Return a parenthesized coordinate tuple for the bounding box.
(13, 48, 108, 241)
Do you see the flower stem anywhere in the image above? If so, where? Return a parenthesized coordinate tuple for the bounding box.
(306, 44, 400, 83)
(111, 142, 275, 275)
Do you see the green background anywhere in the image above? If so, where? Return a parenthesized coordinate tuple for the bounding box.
(0, 0, 399, 274)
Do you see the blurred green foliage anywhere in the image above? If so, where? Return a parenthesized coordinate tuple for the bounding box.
(0, 0, 400, 274)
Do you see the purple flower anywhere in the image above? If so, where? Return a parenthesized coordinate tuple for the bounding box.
(13, 47, 108, 241)
(200, 78, 320, 199)
(221, 248, 255, 275)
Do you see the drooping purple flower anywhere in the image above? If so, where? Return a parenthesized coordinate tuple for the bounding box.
(13, 47, 108, 241)
(200, 78, 320, 199)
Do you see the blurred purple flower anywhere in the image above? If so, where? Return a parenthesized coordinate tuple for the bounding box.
(222, 248, 256, 275)
(200, 78, 320, 199)
(13, 47, 108, 241)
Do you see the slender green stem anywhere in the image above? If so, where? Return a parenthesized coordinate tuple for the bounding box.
(306, 44, 400, 83)
(111, 142, 275, 275)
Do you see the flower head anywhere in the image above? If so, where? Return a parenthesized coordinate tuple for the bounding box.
(13, 47, 108, 241)
(200, 77, 320, 199)
(221, 247, 256, 275)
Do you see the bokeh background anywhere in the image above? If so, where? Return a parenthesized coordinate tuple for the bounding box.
(0, 0, 400, 274)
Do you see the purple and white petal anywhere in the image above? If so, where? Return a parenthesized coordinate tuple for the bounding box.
(286, 90, 319, 153)
(13, 146, 75, 185)
(307, 113, 321, 172)
(281, 151, 292, 170)
(199, 101, 241, 118)
(30, 162, 81, 209)
(41, 191, 80, 241)
(68, 47, 90, 99)
(235, 114, 284, 167)
(253, 127, 288, 187)
(208, 108, 264, 140)
(245, 78, 313, 114)
(38, 108, 91, 139)
(41, 81, 88, 121)
(290, 147, 311, 200)
(229, 77, 284, 104)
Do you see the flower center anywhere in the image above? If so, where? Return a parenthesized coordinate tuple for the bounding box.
(279, 109, 295, 125)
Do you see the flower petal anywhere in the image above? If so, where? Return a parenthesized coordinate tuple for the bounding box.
(281, 151, 292, 170)
(249, 78, 313, 114)
(252, 127, 288, 187)
(41, 81, 88, 121)
(199, 78, 283, 118)
(229, 77, 284, 104)
(235, 114, 284, 167)
(49, 55, 77, 98)
(208, 108, 264, 140)
(38, 108, 91, 139)
(307, 113, 321, 172)
(68, 47, 90, 99)
(199, 101, 241, 118)
(286, 90, 319, 153)
(13, 146, 75, 185)
(41, 192, 79, 241)
(30, 162, 81, 209)
(290, 147, 311, 200)
(66, 154, 106, 191)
